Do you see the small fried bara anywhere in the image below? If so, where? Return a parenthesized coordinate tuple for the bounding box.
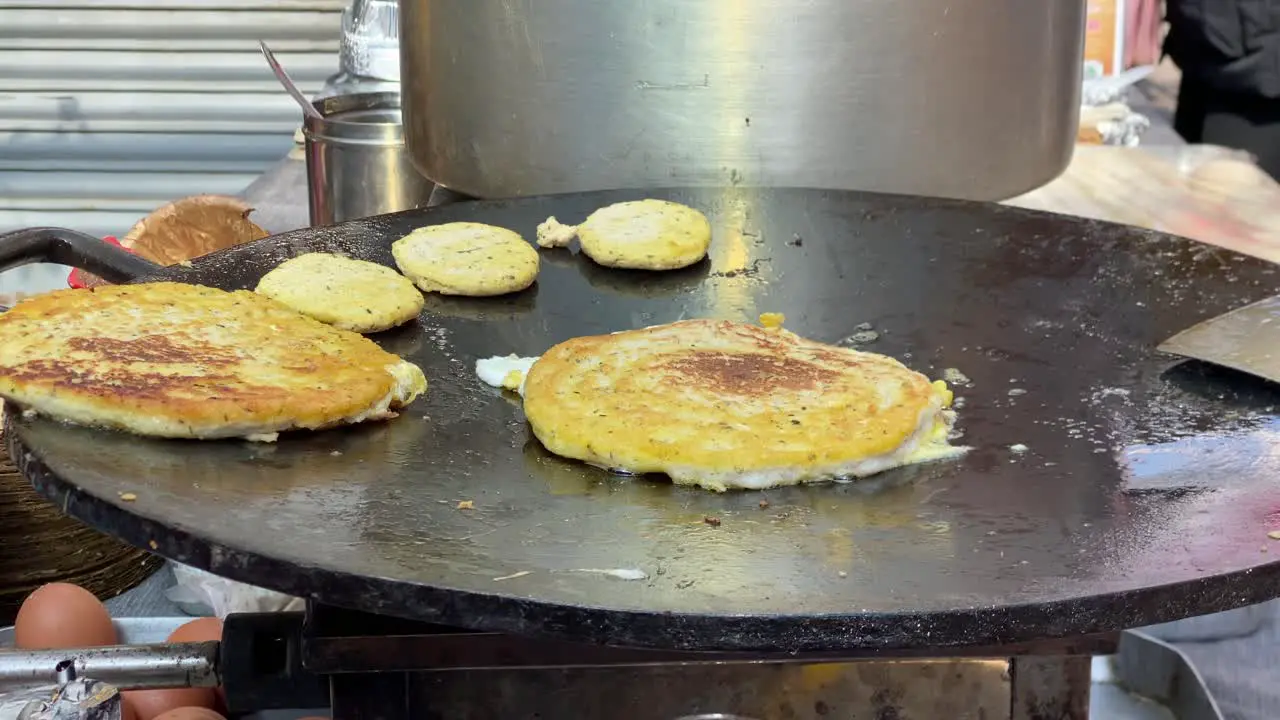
(392, 222, 539, 296)
(536, 199, 711, 270)
(254, 253, 424, 333)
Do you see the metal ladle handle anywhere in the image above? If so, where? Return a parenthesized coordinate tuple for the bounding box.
(259, 40, 324, 121)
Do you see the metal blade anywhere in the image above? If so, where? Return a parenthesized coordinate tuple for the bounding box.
(1157, 295, 1280, 383)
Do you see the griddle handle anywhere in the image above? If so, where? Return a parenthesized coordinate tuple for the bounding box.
(0, 226, 160, 282)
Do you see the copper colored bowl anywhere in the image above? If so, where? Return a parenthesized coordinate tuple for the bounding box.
(75, 194, 269, 288)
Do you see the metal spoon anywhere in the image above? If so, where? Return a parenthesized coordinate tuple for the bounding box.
(258, 40, 324, 121)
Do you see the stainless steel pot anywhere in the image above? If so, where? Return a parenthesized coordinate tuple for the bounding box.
(400, 0, 1085, 201)
(303, 92, 434, 226)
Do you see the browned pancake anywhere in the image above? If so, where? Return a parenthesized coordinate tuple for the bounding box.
(0, 283, 426, 440)
(520, 319, 962, 491)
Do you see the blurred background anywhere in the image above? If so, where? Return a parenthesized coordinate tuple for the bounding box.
(0, 0, 344, 295)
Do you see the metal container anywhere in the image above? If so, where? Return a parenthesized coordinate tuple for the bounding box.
(400, 0, 1085, 202)
(339, 0, 400, 83)
(303, 92, 433, 227)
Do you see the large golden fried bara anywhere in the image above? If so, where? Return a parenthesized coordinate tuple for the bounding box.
(0, 283, 426, 441)
(521, 319, 961, 491)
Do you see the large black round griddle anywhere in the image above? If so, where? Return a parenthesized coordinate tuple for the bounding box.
(3, 187, 1280, 653)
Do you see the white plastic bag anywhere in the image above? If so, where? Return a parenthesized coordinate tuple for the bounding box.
(1081, 65, 1156, 106)
(165, 563, 303, 619)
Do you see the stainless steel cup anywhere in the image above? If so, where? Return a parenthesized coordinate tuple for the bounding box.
(304, 92, 433, 227)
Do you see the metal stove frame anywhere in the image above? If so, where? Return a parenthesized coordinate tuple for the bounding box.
(215, 602, 1115, 720)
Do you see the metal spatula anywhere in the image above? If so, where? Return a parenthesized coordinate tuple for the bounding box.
(1158, 295, 1280, 383)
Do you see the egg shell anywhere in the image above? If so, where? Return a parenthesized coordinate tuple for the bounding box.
(14, 583, 117, 649)
(151, 709, 226, 720)
(123, 688, 220, 720)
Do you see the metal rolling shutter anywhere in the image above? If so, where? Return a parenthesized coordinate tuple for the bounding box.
(0, 0, 343, 295)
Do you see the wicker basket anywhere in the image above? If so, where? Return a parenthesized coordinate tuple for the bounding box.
(0, 414, 163, 625)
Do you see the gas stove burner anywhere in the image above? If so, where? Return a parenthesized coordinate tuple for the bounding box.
(0, 606, 1223, 720)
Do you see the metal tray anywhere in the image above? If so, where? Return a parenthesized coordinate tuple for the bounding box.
(2, 618, 1222, 719)
(0, 617, 187, 648)
(1093, 631, 1225, 720)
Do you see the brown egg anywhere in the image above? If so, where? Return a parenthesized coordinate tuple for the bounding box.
(150, 709, 226, 720)
(166, 617, 223, 643)
(165, 617, 225, 709)
(14, 583, 117, 649)
(120, 699, 139, 720)
(123, 688, 219, 720)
